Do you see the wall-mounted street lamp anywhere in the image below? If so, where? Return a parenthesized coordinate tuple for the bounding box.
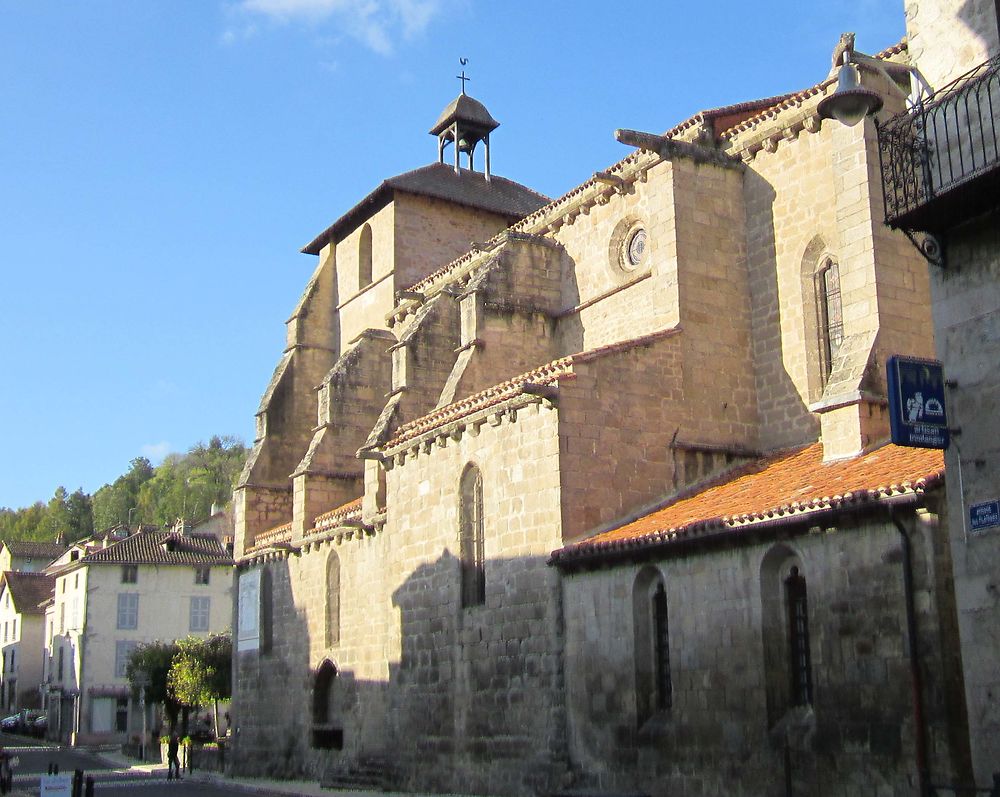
(818, 39, 934, 126)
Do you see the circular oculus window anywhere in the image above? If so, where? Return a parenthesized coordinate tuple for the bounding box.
(625, 228, 647, 268)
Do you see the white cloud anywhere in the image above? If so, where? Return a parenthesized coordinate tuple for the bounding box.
(141, 441, 172, 463)
(232, 0, 443, 54)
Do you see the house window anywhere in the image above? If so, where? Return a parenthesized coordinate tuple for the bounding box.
(11, 619, 16, 640)
(459, 464, 485, 608)
(817, 258, 844, 381)
(59, 604, 65, 634)
(786, 567, 813, 706)
(194, 567, 210, 585)
(74, 573, 79, 589)
(3, 622, 7, 643)
(633, 566, 672, 725)
(358, 223, 373, 289)
(57, 647, 64, 681)
(115, 641, 138, 678)
(190, 597, 211, 632)
(326, 551, 341, 647)
(117, 593, 139, 630)
(121, 565, 138, 584)
(115, 697, 129, 733)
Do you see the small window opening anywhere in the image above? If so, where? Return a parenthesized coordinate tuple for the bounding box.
(459, 465, 485, 608)
(818, 259, 843, 380)
(358, 223, 373, 290)
(785, 566, 813, 706)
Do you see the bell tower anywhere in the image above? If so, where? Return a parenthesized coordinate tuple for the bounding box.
(429, 61, 500, 181)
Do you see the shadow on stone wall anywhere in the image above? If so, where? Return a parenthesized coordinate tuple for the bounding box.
(232, 546, 567, 796)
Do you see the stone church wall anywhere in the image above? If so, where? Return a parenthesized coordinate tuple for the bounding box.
(382, 400, 566, 794)
(335, 202, 396, 354)
(235, 401, 568, 794)
(553, 160, 682, 349)
(561, 507, 968, 796)
(394, 193, 520, 290)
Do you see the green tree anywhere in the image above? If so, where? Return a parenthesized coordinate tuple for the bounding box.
(167, 634, 232, 738)
(39, 486, 71, 541)
(0, 502, 49, 542)
(126, 640, 183, 732)
(92, 457, 154, 530)
(65, 488, 94, 542)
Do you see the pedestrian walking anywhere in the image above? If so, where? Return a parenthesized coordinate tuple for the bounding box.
(166, 731, 182, 780)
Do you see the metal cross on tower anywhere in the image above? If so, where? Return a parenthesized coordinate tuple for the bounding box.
(456, 58, 470, 94)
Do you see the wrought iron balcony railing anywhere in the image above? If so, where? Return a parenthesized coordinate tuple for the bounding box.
(878, 53, 1000, 236)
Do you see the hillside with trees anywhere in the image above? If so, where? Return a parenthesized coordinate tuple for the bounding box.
(0, 436, 247, 544)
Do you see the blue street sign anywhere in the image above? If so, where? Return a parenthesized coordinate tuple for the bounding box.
(970, 500, 1000, 533)
(887, 355, 949, 449)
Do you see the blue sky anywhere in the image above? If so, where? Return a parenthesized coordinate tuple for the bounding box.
(0, 0, 905, 509)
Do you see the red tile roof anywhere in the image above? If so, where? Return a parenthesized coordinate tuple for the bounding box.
(551, 442, 944, 565)
(248, 522, 292, 552)
(1, 571, 55, 614)
(719, 40, 908, 140)
(383, 327, 681, 450)
(314, 498, 363, 531)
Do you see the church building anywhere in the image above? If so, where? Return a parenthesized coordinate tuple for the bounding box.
(230, 35, 973, 796)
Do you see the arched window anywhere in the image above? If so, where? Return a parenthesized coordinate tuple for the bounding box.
(358, 223, 373, 290)
(459, 465, 485, 608)
(760, 545, 814, 726)
(311, 659, 343, 749)
(326, 550, 341, 647)
(785, 566, 813, 706)
(817, 257, 843, 382)
(633, 566, 672, 725)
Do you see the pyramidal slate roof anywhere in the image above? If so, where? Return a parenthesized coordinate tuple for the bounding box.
(302, 163, 550, 255)
(429, 93, 500, 136)
(2, 571, 55, 614)
(71, 530, 232, 568)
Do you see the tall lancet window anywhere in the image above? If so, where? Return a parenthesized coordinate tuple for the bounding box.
(459, 464, 485, 608)
(652, 582, 673, 710)
(358, 223, 373, 290)
(326, 550, 341, 647)
(817, 258, 843, 380)
(785, 566, 813, 706)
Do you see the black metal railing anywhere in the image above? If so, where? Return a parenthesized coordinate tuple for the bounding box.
(878, 53, 1000, 232)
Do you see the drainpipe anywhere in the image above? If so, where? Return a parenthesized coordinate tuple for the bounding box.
(887, 506, 930, 797)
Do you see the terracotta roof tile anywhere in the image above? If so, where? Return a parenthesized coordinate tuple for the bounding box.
(314, 498, 363, 531)
(76, 530, 232, 567)
(248, 522, 293, 552)
(662, 94, 795, 140)
(720, 39, 908, 140)
(551, 442, 943, 565)
(2, 571, 55, 614)
(383, 327, 681, 451)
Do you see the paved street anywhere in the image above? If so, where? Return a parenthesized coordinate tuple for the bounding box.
(0, 738, 114, 776)
(73, 781, 268, 796)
